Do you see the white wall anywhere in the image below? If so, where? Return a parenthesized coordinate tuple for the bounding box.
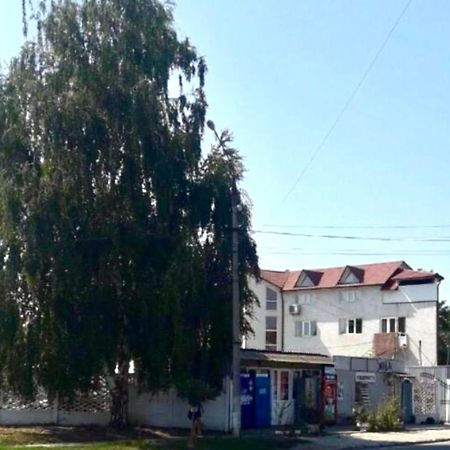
(245, 278, 282, 351)
(128, 381, 231, 431)
(0, 384, 229, 430)
(284, 285, 437, 366)
(383, 283, 438, 304)
(248, 281, 438, 367)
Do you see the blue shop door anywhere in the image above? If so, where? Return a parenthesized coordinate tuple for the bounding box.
(254, 374, 271, 427)
(240, 374, 255, 429)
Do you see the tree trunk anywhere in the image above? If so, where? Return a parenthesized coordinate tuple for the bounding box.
(110, 346, 130, 429)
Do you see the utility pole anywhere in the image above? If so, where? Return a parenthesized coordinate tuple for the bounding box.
(447, 337, 450, 366)
(207, 120, 241, 437)
(231, 182, 241, 437)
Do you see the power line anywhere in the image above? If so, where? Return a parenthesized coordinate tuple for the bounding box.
(260, 247, 450, 255)
(254, 229, 450, 243)
(274, 0, 413, 213)
(259, 223, 450, 230)
(263, 251, 450, 257)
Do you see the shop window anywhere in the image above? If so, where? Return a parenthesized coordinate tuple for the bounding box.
(304, 377, 318, 409)
(355, 382, 370, 408)
(292, 371, 302, 400)
(273, 370, 278, 401)
(280, 371, 289, 401)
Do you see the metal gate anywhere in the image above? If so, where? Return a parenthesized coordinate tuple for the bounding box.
(413, 379, 437, 420)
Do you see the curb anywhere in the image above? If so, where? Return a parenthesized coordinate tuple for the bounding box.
(338, 437, 450, 450)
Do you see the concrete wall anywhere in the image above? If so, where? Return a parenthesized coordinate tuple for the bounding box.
(248, 279, 438, 367)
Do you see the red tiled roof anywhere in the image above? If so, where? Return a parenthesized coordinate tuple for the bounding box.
(391, 269, 443, 282)
(283, 261, 410, 290)
(260, 261, 436, 291)
(260, 270, 289, 289)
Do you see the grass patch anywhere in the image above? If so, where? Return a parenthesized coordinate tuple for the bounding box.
(0, 437, 293, 450)
(0, 426, 165, 446)
(0, 427, 298, 450)
(9, 444, 144, 450)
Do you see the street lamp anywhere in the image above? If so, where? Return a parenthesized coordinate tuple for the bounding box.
(207, 120, 241, 437)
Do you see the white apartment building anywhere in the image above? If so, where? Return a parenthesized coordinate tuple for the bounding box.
(246, 261, 443, 367)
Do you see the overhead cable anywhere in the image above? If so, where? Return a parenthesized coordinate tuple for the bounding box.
(273, 0, 413, 213)
(254, 229, 450, 242)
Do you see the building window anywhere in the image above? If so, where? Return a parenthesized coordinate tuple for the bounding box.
(295, 270, 323, 288)
(295, 293, 312, 305)
(339, 291, 359, 303)
(380, 317, 406, 333)
(265, 316, 277, 350)
(266, 287, 277, 310)
(338, 266, 364, 285)
(339, 318, 363, 334)
(295, 320, 317, 337)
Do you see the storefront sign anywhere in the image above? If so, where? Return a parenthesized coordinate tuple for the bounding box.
(355, 372, 376, 383)
(324, 365, 337, 380)
(378, 360, 393, 372)
(322, 379, 337, 424)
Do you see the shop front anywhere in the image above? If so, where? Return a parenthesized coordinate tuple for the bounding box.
(334, 355, 406, 423)
(240, 349, 335, 428)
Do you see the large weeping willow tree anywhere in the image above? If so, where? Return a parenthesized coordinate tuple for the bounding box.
(0, 0, 259, 427)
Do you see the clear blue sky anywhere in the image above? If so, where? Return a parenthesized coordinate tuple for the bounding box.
(1, 1, 450, 299)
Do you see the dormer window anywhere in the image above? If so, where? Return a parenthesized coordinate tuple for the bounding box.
(295, 270, 323, 288)
(339, 266, 364, 285)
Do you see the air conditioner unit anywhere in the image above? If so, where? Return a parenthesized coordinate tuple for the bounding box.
(398, 333, 408, 349)
(289, 304, 301, 315)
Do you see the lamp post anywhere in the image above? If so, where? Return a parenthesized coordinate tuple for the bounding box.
(207, 120, 241, 437)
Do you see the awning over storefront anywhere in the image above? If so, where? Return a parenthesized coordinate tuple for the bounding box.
(241, 349, 332, 368)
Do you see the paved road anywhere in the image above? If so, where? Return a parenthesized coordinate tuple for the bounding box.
(380, 443, 450, 449)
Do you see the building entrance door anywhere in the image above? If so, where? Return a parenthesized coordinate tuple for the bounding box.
(254, 374, 271, 427)
(240, 373, 255, 429)
(401, 379, 413, 423)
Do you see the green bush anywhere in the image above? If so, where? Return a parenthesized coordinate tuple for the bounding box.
(367, 397, 403, 432)
(353, 406, 369, 425)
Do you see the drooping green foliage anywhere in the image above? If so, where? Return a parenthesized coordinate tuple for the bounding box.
(438, 301, 450, 365)
(0, 0, 259, 425)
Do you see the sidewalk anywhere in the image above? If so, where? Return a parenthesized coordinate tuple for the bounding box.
(294, 424, 450, 450)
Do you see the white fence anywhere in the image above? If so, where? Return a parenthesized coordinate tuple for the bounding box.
(407, 366, 450, 423)
(128, 378, 231, 431)
(0, 378, 232, 431)
(0, 381, 110, 426)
